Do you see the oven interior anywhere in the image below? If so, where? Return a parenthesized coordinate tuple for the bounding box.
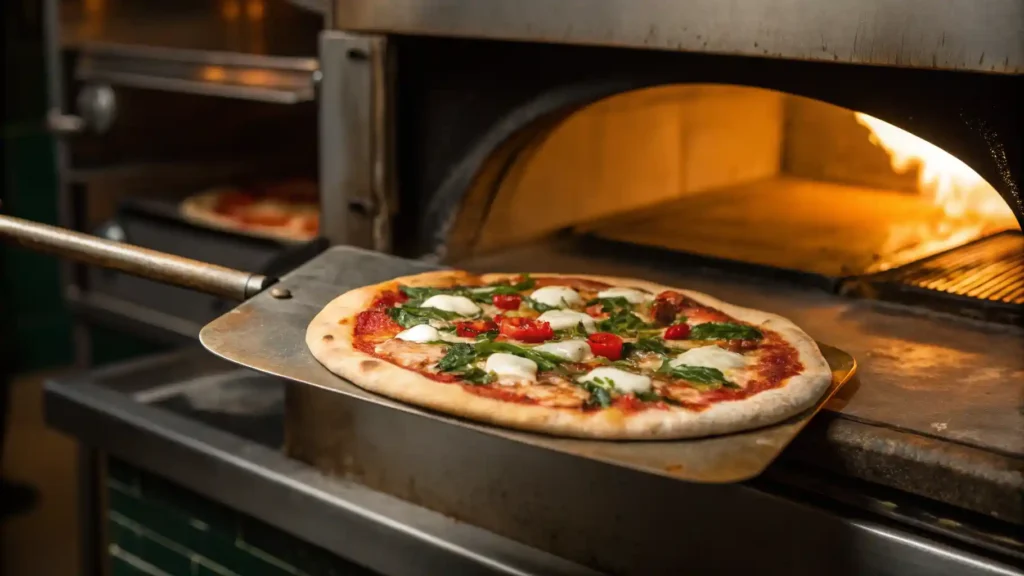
(436, 84, 1022, 325)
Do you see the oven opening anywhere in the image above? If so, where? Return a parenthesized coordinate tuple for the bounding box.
(450, 85, 1022, 324)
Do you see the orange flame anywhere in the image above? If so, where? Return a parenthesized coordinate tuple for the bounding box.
(854, 113, 1016, 226)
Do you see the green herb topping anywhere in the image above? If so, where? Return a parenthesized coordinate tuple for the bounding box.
(657, 360, 740, 390)
(688, 322, 763, 341)
(387, 306, 464, 328)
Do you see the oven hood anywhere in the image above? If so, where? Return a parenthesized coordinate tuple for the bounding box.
(333, 0, 1024, 74)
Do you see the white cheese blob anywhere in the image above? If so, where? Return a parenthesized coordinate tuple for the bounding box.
(537, 310, 597, 333)
(484, 353, 538, 385)
(669, 345, 749, 373)
(395, 324, 441, 343)
(578, 367, 652, 394)
(420, 295, 481, 316)
(596, 287, 652, 304)
(530, 286, 583, 308)
(533, 340, 593, 362)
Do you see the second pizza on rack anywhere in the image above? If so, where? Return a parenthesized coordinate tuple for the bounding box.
(180, 178, 320, 242)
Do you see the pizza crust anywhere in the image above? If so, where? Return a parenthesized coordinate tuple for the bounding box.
(180, 188, 317, 243)
(305, 270, 833, 440)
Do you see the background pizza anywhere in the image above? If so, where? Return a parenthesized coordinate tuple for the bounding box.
(306, 270, 833, 439)
(180, 178, 319, 242)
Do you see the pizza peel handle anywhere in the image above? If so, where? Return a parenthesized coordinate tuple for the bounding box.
(0, 214, 273, 300)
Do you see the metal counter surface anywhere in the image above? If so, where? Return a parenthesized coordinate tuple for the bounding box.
(44, 347, 1023, 576)
(43, 349, 601, 576)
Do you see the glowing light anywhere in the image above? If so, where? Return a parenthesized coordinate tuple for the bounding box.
(855, 113, 1015, 223)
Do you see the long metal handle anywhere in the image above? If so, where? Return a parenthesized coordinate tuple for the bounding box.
(0, 215, 272, 301)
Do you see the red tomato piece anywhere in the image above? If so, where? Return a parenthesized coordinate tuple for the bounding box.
(456, 319, 498, 338)
(373, 290, 408, 309)
(498, 316, 554, 343)
(354, 310, 400, 336)
(491, 294, 522, 310)
(664, 323, 691, 340)
(587, 332, 624, 360)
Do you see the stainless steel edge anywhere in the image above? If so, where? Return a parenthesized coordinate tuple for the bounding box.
(43, 379, 601, 576)
(333, 0, 1024, 74)
(319, 32, 392, 248)
(73, 42, 320, 71)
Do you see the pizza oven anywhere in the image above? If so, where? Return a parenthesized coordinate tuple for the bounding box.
(22, 1, 1024, 576)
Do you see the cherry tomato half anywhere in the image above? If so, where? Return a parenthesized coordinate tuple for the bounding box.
(664, 323, 691, 340)
(492, 294, 522, 310)
(456, 319, 498, 338)
(587, 332, 624, 360)
(498, 316, 554, 343)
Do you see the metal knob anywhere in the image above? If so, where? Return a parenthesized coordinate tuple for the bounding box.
(47, 84, 117, 135)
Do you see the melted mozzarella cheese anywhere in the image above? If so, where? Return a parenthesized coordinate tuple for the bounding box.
(533, 340, 592, 362)
(578, 367, 652, 394)
(395, 324, 441, 343)
(669, 345, 749, 372)
(530, 286, 583, 308)
(537, 310, 597, 332)
(596, 287, 652, 304)
(485, 353, 537, 385)
(420, 295, 481, 316)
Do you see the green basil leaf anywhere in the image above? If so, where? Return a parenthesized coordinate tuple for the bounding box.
(580, 381, 613, 408)
(657, 360, 732, 390)
(459, 368, 496, 385)
(436, 343, 478, 372)
(474, 341, 565, 371)
(633, 390, 662, 402)
(554, 321, 590, 340)
(688, 322, 763, 341)
(475, 330, 500, 341)
(598, 310, 652, 336)
(586, 297, 633, 313)
(623, 337, 671, 357)
(524, 297, 558, 312)
(388, 305, 464, 328)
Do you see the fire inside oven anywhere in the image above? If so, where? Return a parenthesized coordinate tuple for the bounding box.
(440, 85, 1022, 325)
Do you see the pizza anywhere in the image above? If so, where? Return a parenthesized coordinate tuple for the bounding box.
(305, 270, 833, 439)
(180, 178, 319, 242)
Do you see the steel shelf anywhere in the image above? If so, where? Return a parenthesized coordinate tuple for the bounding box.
(74, 43, 319, 103)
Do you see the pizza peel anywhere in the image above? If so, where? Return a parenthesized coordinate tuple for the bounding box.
(0, 214, 856, 483)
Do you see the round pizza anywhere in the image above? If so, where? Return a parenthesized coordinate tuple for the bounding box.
(306, 270, 832, 439)
(180, 179, 319, 242)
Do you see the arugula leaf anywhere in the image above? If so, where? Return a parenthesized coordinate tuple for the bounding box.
(387, 306, 463, 328)
(579, 380, 613, 408)
(554, 321, 590, 340)
(475, 341, 565, 371)
(436, 343, 478, 372)
(524, 296, 558, 312)
(598, 309, 652, 336)
(622, 337, 670, 357)
(586, 297, 632, 314)
(657, 361, 739, 390)
(689, 322, 763, 341)
(633, 390, 662, 403)
(460, 368, 496, 385)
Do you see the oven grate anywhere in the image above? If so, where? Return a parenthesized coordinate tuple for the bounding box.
(844, 231, 1024, 325)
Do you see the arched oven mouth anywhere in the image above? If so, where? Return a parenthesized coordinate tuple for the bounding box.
(419, 84, 1022, 327)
